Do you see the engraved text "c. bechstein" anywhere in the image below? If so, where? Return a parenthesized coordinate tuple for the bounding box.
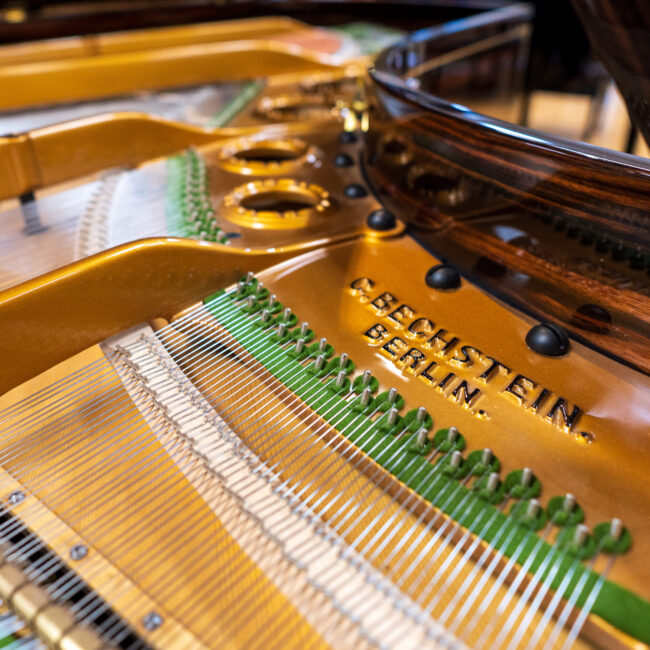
(350, 277, 592, 442)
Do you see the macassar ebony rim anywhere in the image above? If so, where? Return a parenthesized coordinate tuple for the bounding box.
(364, 5, 650, 376)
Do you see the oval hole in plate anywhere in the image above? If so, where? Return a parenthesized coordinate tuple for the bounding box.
(240, 190, 319, 213)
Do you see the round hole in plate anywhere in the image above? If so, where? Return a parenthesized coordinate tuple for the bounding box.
(222, 179, 332, 230)
(218, 137, 311, 175)
(240, 190, 319, 213)
(233, 147, 302, 163)
(256, 94, 333, 122)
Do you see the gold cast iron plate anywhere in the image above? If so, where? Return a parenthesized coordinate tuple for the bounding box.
(251, 234, 650, 604)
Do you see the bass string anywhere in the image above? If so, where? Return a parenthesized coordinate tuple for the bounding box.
(0, 150, 192, 292)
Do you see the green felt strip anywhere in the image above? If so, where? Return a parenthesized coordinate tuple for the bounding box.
(165, 150, 227, 243)
(207, 80, 264, 128)
(202, 290, 650, 644)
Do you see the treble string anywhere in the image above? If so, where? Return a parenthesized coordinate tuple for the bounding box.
(0, 279, 615, 650)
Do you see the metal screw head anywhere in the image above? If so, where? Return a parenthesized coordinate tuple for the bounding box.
(143, 612, 163, 631)
(525, 322, 570, 357)
(334, 153, 354, 167)
(425, 264, 461, 290)
(70, 544, 87, 561)
(344, 183, 368, 199)
(8, 491, 24, 505)
(367, 209, 396, 231)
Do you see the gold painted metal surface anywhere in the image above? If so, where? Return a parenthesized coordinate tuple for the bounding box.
(0, 212, 404, 394)
(0, 113, 338, 201)
(248, 235, 650, 611)
(0, 38, 362, 112)
(170, 314, 604, 649)
(0, 17, 316, 66)
(0, 233, 646, 648)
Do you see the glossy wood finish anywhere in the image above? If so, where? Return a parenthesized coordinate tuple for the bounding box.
(366, 4, 650, 375)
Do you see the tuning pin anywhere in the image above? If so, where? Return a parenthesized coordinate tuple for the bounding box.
(416, 427, 428, 447)
(246, 296, 255, 308)
(236, 280, 245, 296)
(446, 426, 458, 443)
(256, 282, 265, 296)
(563, 494, 576, 513)
(294, 339, 305, 354)
(386, 407, 399, 427)
(387, 388, 397, 404)
(573, 524, 589, 546)
(526, 499, 541, 519)
(360, 387, 372, 407)
(299, 322, 309, 337)
(318, 338, 327, 353)
(416, 407, 427, 423)
(246, 271, 254, 284)
(277, 322, 287, 338)
(339, 353, 348, 369)
(268, 294, 276, 309)
(481, 448, 493, 465)
(520, 468, 533, 487)
(260, 309, 270, 324)
(486, 472, 500, 493)
(610, 518, 623, 541)
(362, 370, 372, 386)
(282, 307, 291, 321)
(450, 450, 463, 469)
(336, 370, 346, 388)
(314, 355, 325, 371)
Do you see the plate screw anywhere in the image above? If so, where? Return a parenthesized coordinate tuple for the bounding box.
(334, 153, 354, 167)
(344, 183, 368, 199)
(425, 264, 461, 290)
(367, 209, 396, 231)
(143, 612, 163, 631)
(525, 322, 570, 357)
(8, 491, 24, 505)
(70, 544, 87, 561)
